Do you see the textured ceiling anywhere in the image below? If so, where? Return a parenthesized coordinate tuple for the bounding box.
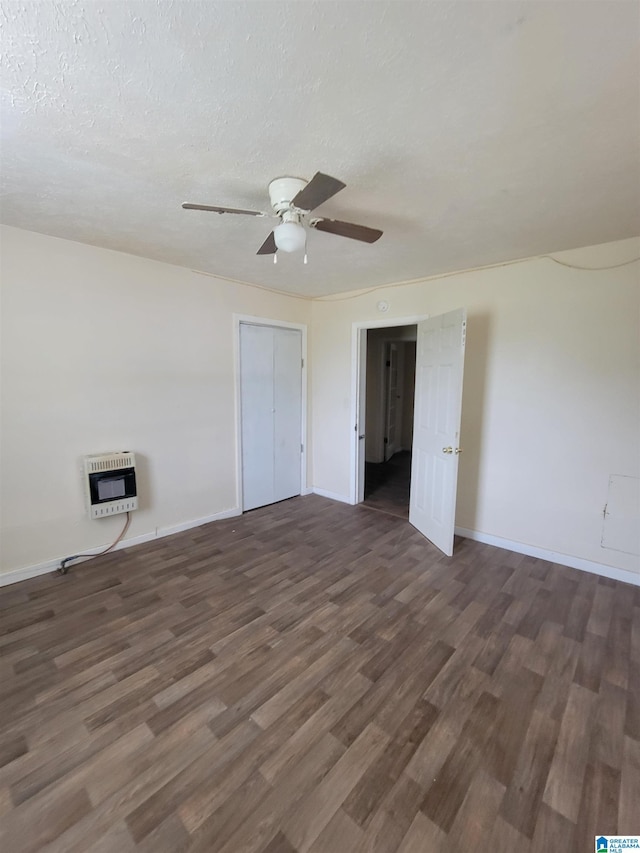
(1, 1, 639, 297)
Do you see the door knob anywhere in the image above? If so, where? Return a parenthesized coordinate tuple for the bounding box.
(442, 446, 453, 454)
(455, 448, 463, 454)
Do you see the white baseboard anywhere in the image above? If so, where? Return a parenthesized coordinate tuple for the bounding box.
(312, 487, 353, 505)
(6, 509, 636, 590)
(1, 558, 63, 588)
(300, 486, 313, 496)
(455, 526, 640, 587)
(158, 507, 241, 537)
(0, 506, 242, 588)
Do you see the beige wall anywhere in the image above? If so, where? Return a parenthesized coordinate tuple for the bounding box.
(0, 226, 311, 576)
(311, 238, 640, 575)
(2, 226, 638, 580)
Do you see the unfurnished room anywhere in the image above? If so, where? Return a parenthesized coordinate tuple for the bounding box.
(0, 2, 639, 851)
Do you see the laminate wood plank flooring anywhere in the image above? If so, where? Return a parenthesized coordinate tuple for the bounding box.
(1, 493, 638, 852)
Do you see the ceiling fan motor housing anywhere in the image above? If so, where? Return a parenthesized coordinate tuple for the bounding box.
(268, 177, 307, 214)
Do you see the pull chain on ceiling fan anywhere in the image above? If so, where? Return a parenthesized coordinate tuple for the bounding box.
(182, 172, 383, 259)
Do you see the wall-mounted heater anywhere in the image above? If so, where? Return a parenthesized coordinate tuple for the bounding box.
(83, 452, 138, 518)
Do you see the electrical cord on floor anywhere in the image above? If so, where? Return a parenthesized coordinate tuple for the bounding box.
(57, 511, 131, 575)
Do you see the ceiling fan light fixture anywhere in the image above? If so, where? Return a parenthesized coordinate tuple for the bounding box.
(183, 172, 383, 258)
(273, 221, 306, 253)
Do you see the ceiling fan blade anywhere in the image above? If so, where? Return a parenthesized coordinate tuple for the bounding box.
(311, 218, 383, 244)
(182, 203, 264, 216)
(257, 231, 277, 255)
(291, 172, 346, 211)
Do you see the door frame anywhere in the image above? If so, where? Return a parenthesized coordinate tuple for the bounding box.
(350, 315, 428, 505)
(234, 314, 309, 512)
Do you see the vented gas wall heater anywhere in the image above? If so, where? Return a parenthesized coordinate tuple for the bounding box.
(83, 452, 138, 519)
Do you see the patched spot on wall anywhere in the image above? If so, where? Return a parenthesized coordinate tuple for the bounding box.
(602, 475, 640, 556)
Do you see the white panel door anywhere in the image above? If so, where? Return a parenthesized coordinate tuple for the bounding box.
(409, 308, 466, 556)
(240, 324, 302, 512)
(356, 329, 367, 503)
(240, 324, 276, 512)
(273, 328, 302, 502)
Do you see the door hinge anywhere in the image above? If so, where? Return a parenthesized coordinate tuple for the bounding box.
(301, 443, 304, 453)
(301, 358, 304, 368)
(383, 437, 388, 444)
(386, 360, 391, 367)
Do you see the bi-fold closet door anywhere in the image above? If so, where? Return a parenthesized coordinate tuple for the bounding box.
(240, 323, 302, 512)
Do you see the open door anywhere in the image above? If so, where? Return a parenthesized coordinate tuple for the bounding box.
(409, 308, 466, 555)
(356, 328, 367, 503)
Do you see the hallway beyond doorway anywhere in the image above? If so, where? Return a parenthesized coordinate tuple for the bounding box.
(363, 450, 411, 519)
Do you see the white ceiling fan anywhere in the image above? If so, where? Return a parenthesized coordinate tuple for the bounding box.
(182, 172, 383, 259)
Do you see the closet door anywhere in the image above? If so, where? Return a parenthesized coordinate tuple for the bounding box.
(273, 328, 302, 502)
(240, 324, 302, 511)
(240, 324, 276, 511)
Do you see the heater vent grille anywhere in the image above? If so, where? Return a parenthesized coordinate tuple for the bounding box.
(83, 452, 138, 519)
(91, 498, 138, 519)
(85, 452, 135, 473)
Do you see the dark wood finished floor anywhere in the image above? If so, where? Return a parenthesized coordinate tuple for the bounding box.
(1, 494, 638, 852)
(364, 451, 411, 519)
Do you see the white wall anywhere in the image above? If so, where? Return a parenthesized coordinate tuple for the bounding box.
(0, 226, 311, 578)
(2, 227, 638, 583)
(311, 238, 640, 575)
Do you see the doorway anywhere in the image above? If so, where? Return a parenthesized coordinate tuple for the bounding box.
(352, 309, 467, 556)
(363, 326, 417, 518)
